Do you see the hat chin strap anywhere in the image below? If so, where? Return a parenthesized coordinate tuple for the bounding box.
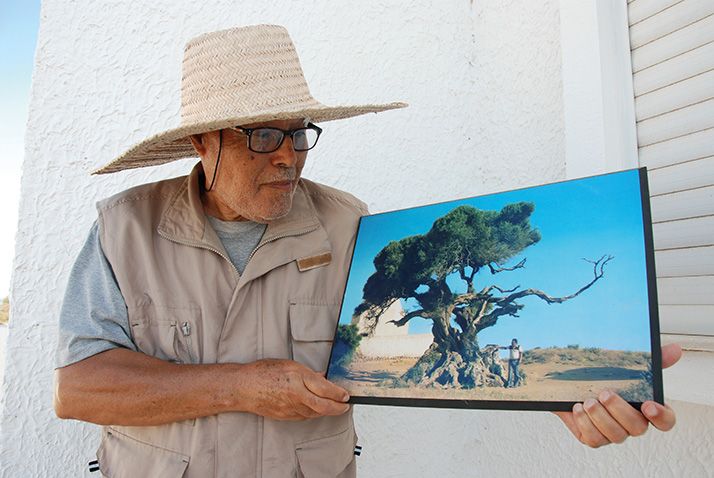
(205, 129, 223, 192)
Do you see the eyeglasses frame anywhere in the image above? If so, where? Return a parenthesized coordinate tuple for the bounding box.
(229, 122, 323, 153)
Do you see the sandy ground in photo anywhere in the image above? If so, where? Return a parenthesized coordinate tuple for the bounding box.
(335, 353, 649, 402)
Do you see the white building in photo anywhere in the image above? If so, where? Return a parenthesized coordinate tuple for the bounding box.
(353, 300, 435, 358)
(1, 0, 712, 476)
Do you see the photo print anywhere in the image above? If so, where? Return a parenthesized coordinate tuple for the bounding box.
(326, 168, 663, 411)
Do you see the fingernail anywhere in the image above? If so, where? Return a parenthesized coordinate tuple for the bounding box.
(584, 398, 597, 411)
(599, 390, 612, 402)
(643, 403, 658, 417)
(342, 394, 350, 402)
(574, 403, 584, 414)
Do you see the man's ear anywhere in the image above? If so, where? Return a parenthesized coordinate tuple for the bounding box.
(189, 133, 208, 158)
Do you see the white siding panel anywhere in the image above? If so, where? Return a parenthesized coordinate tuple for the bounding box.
(659, 304, 714, 334)
(650, 185, 714, 222)
(648, 156, 714, 195)
(630, 0, 714, 49)
(635, 69, 714, 120)
(655, 245, 714, 276)
(631, 15, 714, 72)
(637, 98, 714, 146)
(653, 216, 714, 249)
(633, 41, 714, 96)
(657, 276, 714, 305)
(633, 0, 714, 337)
(629, 0, 682, 26)
(639, 127, 714, 168)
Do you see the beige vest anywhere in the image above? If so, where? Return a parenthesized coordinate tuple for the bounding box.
(94, 163, 365, 478)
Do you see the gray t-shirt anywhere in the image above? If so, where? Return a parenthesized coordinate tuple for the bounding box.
(205, 215, 266, 275)
(55, 217, 265, 368)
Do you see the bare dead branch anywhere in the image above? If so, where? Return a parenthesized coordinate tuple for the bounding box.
(488, 258, 526, 274)
(356, 298, 398, 334)
(492, 285, 519, 294)
(476, 302, 524, 331)
(388, 308, 428, 327)
(496, 255, 613, 305)
(458, 267, 469, 283)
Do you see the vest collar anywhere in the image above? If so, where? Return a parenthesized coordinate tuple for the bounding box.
(157, 162, 331, 279)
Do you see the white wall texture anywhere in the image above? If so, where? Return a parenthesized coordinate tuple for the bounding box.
(1, 0, 711, 476)
(359, 335, 433, 359)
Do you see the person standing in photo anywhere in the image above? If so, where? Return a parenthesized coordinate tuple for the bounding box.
(500, 338, 523, 388)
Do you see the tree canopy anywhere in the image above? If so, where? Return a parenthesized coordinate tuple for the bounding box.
(357, 203, 541, 317)
(351, 202, 611, 388)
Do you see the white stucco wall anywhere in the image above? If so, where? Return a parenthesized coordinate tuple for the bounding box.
(358, 335, 433, 359)
(1, 0, 711, 476)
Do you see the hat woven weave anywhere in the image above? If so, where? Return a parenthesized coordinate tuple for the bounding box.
(93, 24, 407, 174)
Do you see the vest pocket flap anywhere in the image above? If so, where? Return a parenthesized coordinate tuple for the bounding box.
(296, 427, 357, 478)
(97, 427, 189, 478)
(288, 303, 339, 342)
(289, 303, 339, 372)
(128, 304, 202, 364)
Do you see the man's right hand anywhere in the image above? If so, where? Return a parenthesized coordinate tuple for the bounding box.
(54, 349, 350, 427)
(235, 359, 351, 421)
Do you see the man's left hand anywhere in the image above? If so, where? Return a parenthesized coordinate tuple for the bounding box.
(554, 343, 682, 448)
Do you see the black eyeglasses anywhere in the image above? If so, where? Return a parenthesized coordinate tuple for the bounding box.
(230, 122, 323, 153)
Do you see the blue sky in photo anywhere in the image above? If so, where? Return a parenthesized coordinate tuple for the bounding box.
(339, 169, 653, 352)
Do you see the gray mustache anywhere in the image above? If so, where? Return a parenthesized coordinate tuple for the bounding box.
(263, 171, 296, 182)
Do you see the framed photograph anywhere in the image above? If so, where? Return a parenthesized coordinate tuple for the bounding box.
(326, 168, 663, 411)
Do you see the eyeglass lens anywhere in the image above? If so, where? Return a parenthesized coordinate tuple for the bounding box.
(250, 127, 319, 152)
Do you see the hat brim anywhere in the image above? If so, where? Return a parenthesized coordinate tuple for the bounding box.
(92, 101, 407, 175)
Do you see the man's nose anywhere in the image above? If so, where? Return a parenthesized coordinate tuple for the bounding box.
(270, 136, 300, 168)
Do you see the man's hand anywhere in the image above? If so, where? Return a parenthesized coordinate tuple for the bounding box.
(235, 359, 350, 421)
(554, 343, 682, 448)
(54, 349, 350, 426)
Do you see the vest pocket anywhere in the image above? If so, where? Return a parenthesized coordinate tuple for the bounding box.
(97, 427, 189, 478)
(288, 302, 340, 373)
(128, 305, 201, 365)
(295, 426, 357, 478)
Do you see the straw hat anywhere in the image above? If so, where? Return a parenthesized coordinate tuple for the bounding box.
(93, 24, 407, 175)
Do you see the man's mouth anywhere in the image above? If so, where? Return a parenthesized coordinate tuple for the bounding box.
(263, 180, 294, 191)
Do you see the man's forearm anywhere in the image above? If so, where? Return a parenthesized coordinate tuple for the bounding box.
(54, 348, 245, 426)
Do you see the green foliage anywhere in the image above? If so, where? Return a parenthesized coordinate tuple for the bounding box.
(329, 324, 362, 374)
(566, 344, 580, 349)
(358, 203, 540, 315)
(0, 297, 8, 325)
(337, 323, 361, 349)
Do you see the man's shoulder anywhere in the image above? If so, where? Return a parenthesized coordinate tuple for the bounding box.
(96, 174, 186, 213)
(299, 178, 369, 216)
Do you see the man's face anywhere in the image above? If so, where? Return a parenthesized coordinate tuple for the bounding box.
(191, 118, 309, 222)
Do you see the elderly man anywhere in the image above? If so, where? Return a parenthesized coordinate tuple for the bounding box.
(54, 24, 680, 478)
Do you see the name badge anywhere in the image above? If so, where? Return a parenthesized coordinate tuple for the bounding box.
(296, 252, 332, 272)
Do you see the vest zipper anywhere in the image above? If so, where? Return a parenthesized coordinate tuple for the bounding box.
(159, 222, 320, 279)
(246, 224, 319, 264)
(157, 230, 240, 278)
(180, 321, 195, 364)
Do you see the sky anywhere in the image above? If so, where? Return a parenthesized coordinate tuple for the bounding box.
(339, 169, 654, 353)
(0, 2, 41, 298)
